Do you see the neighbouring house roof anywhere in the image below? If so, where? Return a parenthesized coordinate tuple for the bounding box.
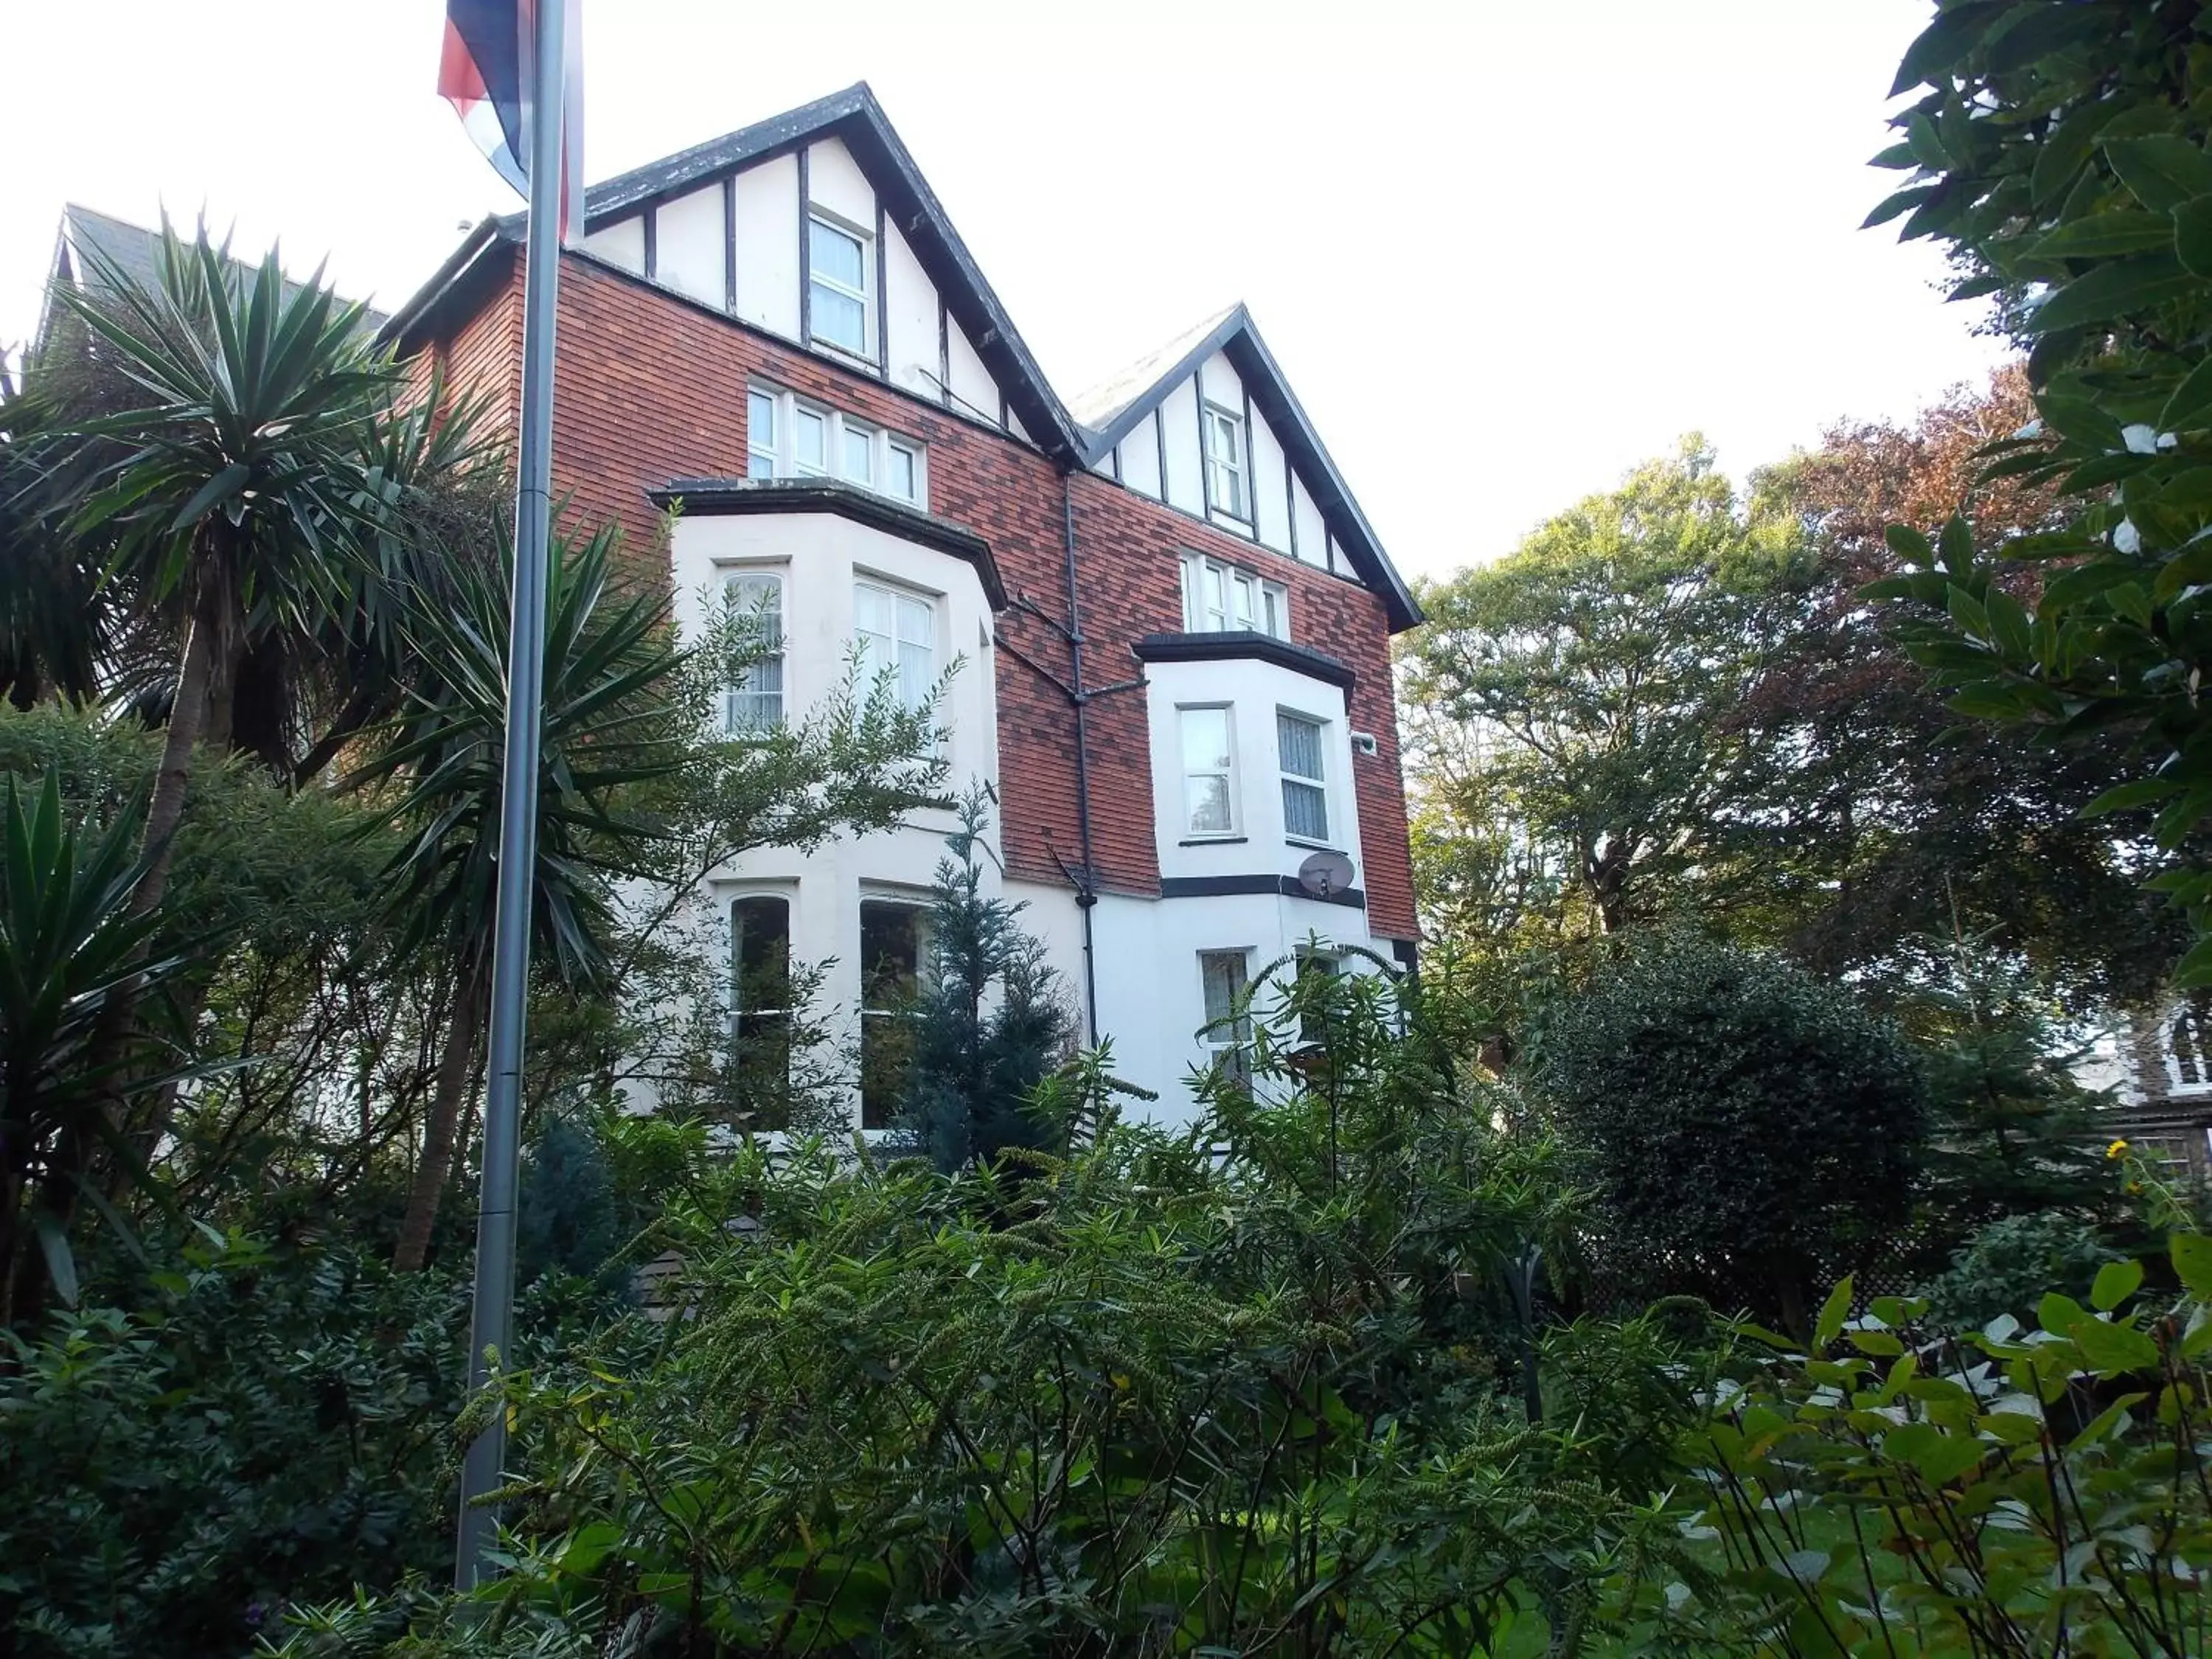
(41, 204, 390, 347)
(381, 82, 1082, 466)
(1075, 304, 1421, 632)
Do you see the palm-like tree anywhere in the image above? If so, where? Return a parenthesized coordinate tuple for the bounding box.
(64, 224, 394, 922)
(350, 518, 678, 1270)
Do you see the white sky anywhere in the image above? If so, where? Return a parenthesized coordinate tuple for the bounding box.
(1, 0, 2001, 585)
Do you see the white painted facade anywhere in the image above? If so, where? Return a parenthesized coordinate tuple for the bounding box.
(583, 134, 1012, 434)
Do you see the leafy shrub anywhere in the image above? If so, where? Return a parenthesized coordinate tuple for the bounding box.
(1922, 1208, 2118, 1331)
(1534, 933, 1927, 1329)
(268, 967, 1666, 1657)
(0, 1232, 468, 1657)
(1667, 1241, 2212, 1654)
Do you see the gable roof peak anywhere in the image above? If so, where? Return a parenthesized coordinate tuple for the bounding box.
(1068, 302, 1245, 434)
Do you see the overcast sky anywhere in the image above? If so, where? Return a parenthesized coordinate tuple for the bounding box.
(1, 1, 2003, 584)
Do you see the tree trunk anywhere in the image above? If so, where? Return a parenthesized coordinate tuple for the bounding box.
(394, 964, 486, 1273)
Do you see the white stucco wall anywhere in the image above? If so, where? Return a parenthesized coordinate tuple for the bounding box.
(1159, 376, 1203, 514)
(883, 218, 939, 400)
(804, 138, 875, 230)
(1249, 404, 1292, 555)
(1118, 411, 1163, 499)
(655, 182, 728, 309)
(665, 507, 1002, 1125)
(1291, 475, 1326, 568)
(946, 318, 999, 427)
(583, 215, 644, 275)
(732, 153, 801, 339)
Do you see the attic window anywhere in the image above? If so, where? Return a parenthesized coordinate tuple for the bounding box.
(1203, 403, 1248, 523)
(808, 215, 871, 358)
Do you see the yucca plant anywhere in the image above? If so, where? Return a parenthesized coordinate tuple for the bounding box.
(63, 221, 393, 925)
(348, 517, 679, 1271)
(0, 768, 191, 1326)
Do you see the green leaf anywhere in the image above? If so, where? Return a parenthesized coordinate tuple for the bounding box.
(2178, 196, 2212, 279)
(2161, 358, 2212, 431)
(2034, 100, 2121, 206)
(2084, 779, 2182, 816)
(2171, 1233, 2212, 1298)
(1885, 523, 1935, 566)
(1884, 1421, 1985, 1486)
(1947, 583, 1994, 640)
(1869, 141, 1921, 171)
(2032, 211, 2177, 259)
(1983, 585, 2032, 658)
(2093, 1258, 2145, 1312)
(1865, 185, 1937, 230)
(2105, 136, 2212, 212)
(1938, 515, 1975, 575)
(1815, 1277, 1854, 1349)
(2029, 254, 2197, 335)
(2068, 1313, 2162, 1374)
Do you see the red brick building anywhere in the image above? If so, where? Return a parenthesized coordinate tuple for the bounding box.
(307, 84, 1427, 1119)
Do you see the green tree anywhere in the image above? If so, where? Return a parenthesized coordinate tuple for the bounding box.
(1533, 933, 1927, 1331)
(1861, 1, 2212, 985)
(349, 518, 677, 1272)
(900, 793, 1077, 1172)
(1403, 438, 1798, 942)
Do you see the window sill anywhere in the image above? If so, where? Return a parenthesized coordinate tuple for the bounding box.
(1180, 835, 1248, 846)
(808, 334, 878, 372)
(1285, 836, 1345, 855)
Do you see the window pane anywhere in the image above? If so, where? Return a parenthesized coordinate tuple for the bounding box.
(896, 595, 933, 646)
(810, 219, 865, 288)
(731, 897, 791, 1012)
(1283, 779, 1329, 841)
(1232, 575, 1256, 631)
(748, 389, 775, 446)
(859, 900, 922, 1132)
(887, 443, 918, 501)
(1200, 950, 1247, 1026)
(1180, 559, 1200, 630)
(1181, 707, 1231, 773)
(725, 575, 784, 731)
(844, 425, 874, 482)
(1278, 713, 1324, 781)
(812, 284, 866, 353)
(1188, 774, 1233, 834)
(795, 408, 827, 471)
(855, 582, 894, 639)
(898, 641, 933, 709)
(1262, 586, 1286, 640)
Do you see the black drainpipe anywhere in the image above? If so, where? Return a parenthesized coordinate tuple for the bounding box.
(1062, 473, 1102, 1040)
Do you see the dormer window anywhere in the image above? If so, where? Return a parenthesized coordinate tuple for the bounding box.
(808, 215, 871, 357)
(1181, 553, 1287, 641)
(1203, 403, 1248, 521)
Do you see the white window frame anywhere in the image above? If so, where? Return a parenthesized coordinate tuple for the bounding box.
(721, 568, 785, 733)
(1180, 553, 1287, 641)
(807, 212, 873, 359)
(1178, 703, 1239, 839)
(2168, 1001, 2212, 1095)
(1277, 708, 1331, 846)
(1203, 402, 1249, 522)
(1197, 948, 1253, 1083)
(747, 389, 777, 481)
(854, 577, 938, 718)
(746, 383, 926, 506)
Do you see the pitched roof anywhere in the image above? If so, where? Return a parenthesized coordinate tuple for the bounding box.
(381, 82, 1083, 465)
(1075, 305, 1422, 631)
(46, 204, 390, 341)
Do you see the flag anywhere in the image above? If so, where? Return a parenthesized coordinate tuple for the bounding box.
(439, 0, 585, 243)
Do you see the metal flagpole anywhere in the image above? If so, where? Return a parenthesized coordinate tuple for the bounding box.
(455, 0, 567, 1592)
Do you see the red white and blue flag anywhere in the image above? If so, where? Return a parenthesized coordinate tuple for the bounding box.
(439, 0, 585, 243)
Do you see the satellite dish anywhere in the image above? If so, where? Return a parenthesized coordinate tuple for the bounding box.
(1296, 849, 1355, 899)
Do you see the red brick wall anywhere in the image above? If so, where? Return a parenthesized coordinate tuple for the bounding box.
(419, 252, 1416, 940)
